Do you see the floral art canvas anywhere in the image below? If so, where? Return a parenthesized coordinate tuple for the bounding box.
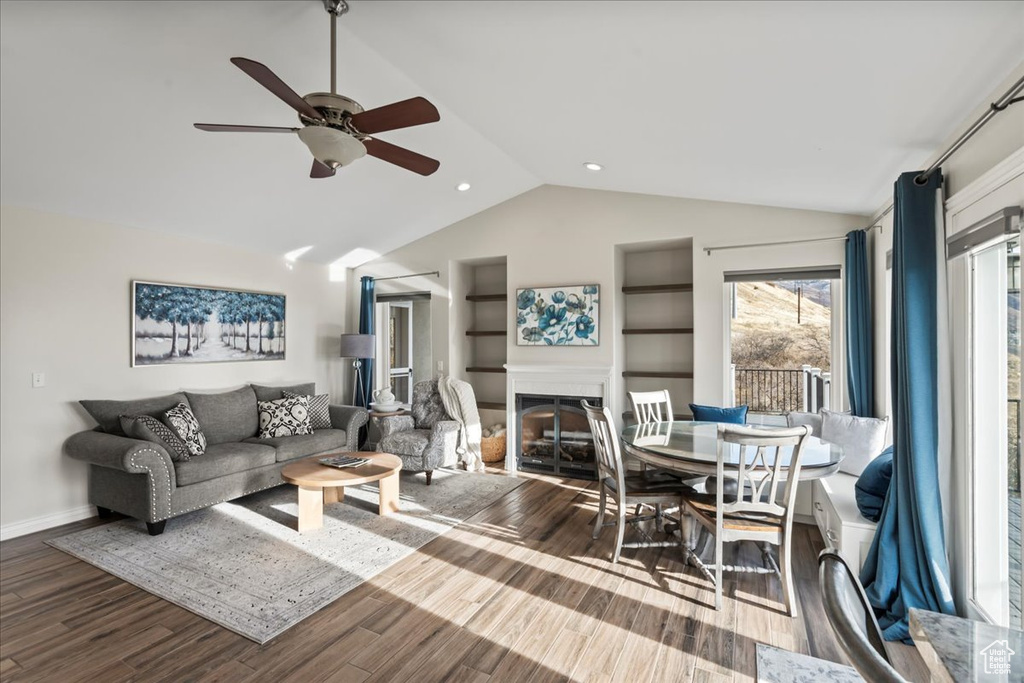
(515, 285, 599, 346)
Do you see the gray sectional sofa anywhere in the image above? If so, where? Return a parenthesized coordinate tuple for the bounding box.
(65, 383, 368, 535)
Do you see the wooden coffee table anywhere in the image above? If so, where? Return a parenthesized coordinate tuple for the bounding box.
(281, 452, 402, 532)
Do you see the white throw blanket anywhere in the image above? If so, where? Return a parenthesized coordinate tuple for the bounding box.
(437, 375, 484, 472)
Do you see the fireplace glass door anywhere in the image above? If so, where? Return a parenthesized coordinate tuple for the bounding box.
(517, 395, 600, 479)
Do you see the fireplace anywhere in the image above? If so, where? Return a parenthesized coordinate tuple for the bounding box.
(517, 394, 601, 480)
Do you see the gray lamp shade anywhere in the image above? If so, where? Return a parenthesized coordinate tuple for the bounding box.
(339, 333, 375, 359)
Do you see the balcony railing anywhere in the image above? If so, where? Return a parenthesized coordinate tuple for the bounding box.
(731, 365, 831, 414)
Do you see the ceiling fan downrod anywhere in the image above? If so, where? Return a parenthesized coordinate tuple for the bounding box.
(324, 0, 349, 95)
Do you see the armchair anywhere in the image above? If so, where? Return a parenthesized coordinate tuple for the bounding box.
(376, 379, 460, 484)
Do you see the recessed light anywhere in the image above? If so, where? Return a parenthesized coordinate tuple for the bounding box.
(583, 162, 603, 171)
(456, 182, 471, 192)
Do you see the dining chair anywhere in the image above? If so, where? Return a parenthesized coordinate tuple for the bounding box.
(818, 548, 907, 683)
(582, 400, 691, 563)
(680, 423, 811, 615)
(628, 390, 674, 424)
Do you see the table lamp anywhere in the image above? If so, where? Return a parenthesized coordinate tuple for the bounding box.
(339, 333, 375, 405)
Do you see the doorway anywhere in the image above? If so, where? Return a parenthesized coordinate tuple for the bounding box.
(374, 293, 432, 406)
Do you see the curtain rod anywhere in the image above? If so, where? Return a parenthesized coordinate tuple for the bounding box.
(372, 270, 440, 282)
(703, 225, 881, 255)
(915, 74, 1024, 185)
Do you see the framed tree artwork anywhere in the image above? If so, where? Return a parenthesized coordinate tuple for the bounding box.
(132, 281, 286, 366)
(515, 284, 599, 346)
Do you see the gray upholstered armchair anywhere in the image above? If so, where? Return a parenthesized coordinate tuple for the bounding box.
(377, 379, 459, 484)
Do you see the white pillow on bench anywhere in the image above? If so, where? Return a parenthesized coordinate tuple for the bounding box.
(821, 409, 888, 476)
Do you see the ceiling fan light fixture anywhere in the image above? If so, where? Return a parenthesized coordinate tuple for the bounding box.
(297, 126, 366, 168)
(583, 162, 603, 171)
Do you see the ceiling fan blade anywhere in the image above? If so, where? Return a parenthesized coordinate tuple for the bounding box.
(310, 159, 336, 179)
(230, 57, 324, 121)
(349, 97, 440, 135)
(194, 123, 299, 133)
(363, 138, 440, 176)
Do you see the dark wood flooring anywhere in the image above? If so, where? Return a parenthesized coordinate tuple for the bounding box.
(0, 473, 928, 682)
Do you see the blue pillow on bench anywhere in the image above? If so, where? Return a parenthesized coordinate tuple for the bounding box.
(854, 445, 893, 522)
(688, 403, 748, 424)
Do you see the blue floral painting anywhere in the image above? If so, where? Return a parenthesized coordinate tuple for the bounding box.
(516, 285, 599, 346)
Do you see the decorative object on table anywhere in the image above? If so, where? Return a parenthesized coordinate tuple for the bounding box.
(854, 446, 894, 522)
(47, 469, 524, 644)
(679, 423, 812, 615)
(132, 281, 285, 366)
(480, 423, 507, 464)
(283, 390, 332, 430)
(376, 378, 473, 483)
(257, 395, 313, 439)
(688, 403, 748, 424)
(370, 386, 403, 413)
(515, 284, 599, 346)
(819, 408, 888, 476)
(339, 333, 376, 405)
(318, 455, 370, 469)
(819, 549, 907, 682)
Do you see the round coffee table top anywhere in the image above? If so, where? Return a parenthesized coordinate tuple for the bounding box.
(281, 452, 402, 488)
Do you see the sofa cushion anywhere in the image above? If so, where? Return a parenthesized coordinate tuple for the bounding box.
(174, 441, 277, 486)
(81, 393, 189, 435)
(786, 411, 823, 438)
(184, 386, 258, 445)
(251, 382, 316, 403)
(412, 380, 448, 429)
(257, 396, 312, 439)
(821, 409, 888, 476)
(119, 414, 192, 462)
(855, 446, 894, 522)
(284, 391, 331, 430)
(688, 403, 748, 424)
(245, 429, 350, 463)
(379, 429, 431, 458)
(164, 402, 207, 456)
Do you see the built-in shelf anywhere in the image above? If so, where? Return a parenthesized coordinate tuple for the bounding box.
(465, 293, 507, 302)
(467, 366, 507, 374)
(621, 283, 692, 295)
(465, 330, 507, 337)
(622, 370, 693, 379)
(477, 401, 507, 411)
(623, 411, 693, 421)
(621, 327, 694, 335)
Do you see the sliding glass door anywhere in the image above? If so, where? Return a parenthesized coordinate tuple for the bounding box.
(970, 236, 1020, 626)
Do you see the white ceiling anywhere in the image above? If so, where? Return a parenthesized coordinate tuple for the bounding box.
(2, 1, 1022, 265)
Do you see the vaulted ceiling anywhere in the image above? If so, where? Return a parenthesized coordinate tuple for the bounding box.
(1, 1, 1021, 265)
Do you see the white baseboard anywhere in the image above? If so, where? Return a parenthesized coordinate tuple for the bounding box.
(793, 513, 816, 527)
(0, 505, 96, 542)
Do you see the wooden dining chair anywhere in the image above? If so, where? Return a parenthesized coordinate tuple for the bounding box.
(582, 400, 691, 563)
(680, 423, 811, 615)
(628, 390, 674, 424)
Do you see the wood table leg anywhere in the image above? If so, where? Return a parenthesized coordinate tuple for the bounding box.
(297, 485, 323, 532)
(378, 472, 400, 516)
(323, 486, 344, 504)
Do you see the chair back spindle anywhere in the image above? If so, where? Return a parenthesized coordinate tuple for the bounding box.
(628, 390, 673, 424)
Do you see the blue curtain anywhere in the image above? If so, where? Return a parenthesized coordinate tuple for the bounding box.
(845, 229, 873, 417)
(860, 171, 955, 642)
(356, 276, 375, 408)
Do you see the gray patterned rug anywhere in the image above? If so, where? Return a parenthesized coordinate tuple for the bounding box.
(49, 469, 523, 644)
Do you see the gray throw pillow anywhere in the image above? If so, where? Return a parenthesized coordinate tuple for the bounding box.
(257, 395, 313, 439)
(119, 414, 191, 462)
(283, 391, 331, 430)
(164, 402, 207, 456)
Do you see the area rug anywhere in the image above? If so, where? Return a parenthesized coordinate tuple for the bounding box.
(49, 469, 523, 644)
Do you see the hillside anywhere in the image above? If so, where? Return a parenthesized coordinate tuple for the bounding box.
(731, 281, 831, 371)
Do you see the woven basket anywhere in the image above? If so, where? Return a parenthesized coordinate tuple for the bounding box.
(481, 434, 506, 464)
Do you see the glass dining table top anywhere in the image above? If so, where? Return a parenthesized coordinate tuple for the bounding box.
(620, 420, 843, 475)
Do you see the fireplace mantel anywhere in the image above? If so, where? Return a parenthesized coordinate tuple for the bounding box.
(504, 364, 613, 473)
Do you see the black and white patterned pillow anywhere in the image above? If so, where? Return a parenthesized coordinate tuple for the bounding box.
(120, 414, 192, 462)
(258, 395, 313, 439)
(283, 391, 331, 430)
(164, 402, 207, 456)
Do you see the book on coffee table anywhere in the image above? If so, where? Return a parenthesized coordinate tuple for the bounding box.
(318, 455, 370, 469)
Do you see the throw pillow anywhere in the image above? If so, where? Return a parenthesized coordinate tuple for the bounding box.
(283, 391, 331, 430)
(119, 414, 191, 462)
(855, 446, 893, 522)
(820, 409, 888, 476)
(164, 402, 207, 457)
(785, 411, 823, 438)
(258, 395, 313, 439)
(688, 403, 748, 424)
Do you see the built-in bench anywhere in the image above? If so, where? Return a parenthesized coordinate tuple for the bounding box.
(812, 473, 878, 570)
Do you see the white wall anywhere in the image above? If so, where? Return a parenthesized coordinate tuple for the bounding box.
(352, 184, 865, 420)
(0, 205, 347, 538)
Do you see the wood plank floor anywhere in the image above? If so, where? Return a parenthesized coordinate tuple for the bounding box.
(0, 473, 929, 682)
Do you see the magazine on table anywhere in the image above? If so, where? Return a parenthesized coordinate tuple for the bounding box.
(319, 455, 370, 469)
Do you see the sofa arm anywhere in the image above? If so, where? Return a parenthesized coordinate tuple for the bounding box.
(329, 404, 369, 451)
(64, 430, 177, 519)
(378, 414, 415, 438)
(423, 420, 460, 470)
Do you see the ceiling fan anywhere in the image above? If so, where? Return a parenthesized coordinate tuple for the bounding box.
(194, 0, 440, 179)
